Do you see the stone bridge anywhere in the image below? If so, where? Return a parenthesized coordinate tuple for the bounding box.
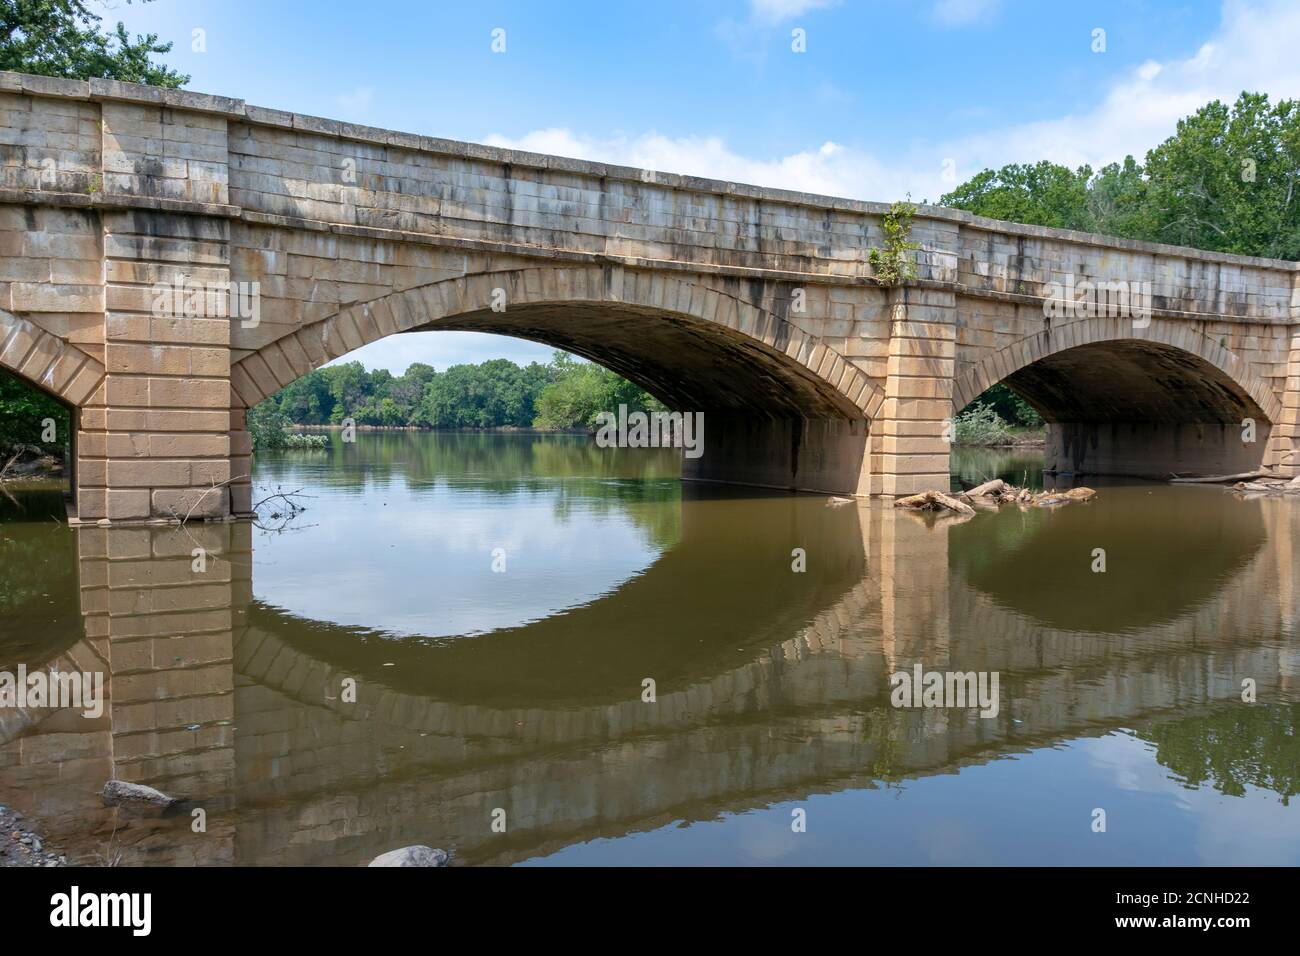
(2, 70, 1299, 520)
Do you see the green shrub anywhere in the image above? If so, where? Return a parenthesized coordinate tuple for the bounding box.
(953, 404, 1013, 446)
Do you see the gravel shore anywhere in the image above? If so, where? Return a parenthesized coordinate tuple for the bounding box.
(0, 804, 66, 867)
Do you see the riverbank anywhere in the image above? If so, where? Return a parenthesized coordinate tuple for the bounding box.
(290, 424, 588, 434)
(0, 804, 66, 867)
(0, 444, 63, 480)
(954, 426, 1046, 448)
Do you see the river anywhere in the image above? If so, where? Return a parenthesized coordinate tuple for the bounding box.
(1, 432, 1297, 865)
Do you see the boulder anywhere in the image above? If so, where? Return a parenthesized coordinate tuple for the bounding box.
(368, 846, 450, 867)
(100, 780, 178, 810)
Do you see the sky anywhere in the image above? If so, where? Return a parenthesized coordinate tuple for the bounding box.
(94, 0, 1300, 374)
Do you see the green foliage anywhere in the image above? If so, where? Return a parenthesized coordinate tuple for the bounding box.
(940, 161, 1097, 232)
(414, 358, 552, 429)
(533, 352, 664, 430)
(250, 351, 662, 435)
(1, 0, 188, 87)
(967, 382, 1042, 428)
(0, 372, 69, 460)
(941, 92, 1300, 261)
(1136, 704, 1299, 804)
(247, 404, 328, 451)
(953, 403, 1013, 446)
(868, 200, 920, 285)
(246, 401, 291, 451)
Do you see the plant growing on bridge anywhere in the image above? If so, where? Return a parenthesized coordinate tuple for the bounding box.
(868, 200, 920, 286)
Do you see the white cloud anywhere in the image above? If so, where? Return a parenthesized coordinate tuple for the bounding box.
(930, 0, 1002, 28)
(326, 331, 558, 375)
(486, 128, 912, 199)
(488, 0, 1300, 205)
(749, 0, 838, 23)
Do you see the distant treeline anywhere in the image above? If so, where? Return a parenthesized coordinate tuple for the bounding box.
(249, 351, 664, 444)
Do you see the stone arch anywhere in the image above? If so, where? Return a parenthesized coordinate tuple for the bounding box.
(953, 316, 1283, 424)
(229, 265, 885, 420)
(0, 308, 104, 408)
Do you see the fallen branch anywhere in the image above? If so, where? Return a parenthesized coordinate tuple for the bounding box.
(168, 474, 250, 525)
(900, 483, 1095, 515)
(1168, 470, 1273, 484)
(251, 485, 315, 533)
(0, 446, 23, 481)
(895, 490, 976, 516)
(1231, 475, 1300, 495)
(962, 478, 1006, 498)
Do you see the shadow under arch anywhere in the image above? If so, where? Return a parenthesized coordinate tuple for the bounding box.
(952, 318, 1284, 479)
(231, 266, 885, 495)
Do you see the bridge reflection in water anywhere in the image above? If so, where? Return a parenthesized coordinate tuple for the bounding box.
(1, 486, 1297, 866)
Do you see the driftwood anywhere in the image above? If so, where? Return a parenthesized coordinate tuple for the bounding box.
(1231, 475, 1300, 495)
(964, 478, 1006, 498)
(895, 490, 976, 516)
(1169, 470, 1273, 484)
(900, 482, 1097, 515)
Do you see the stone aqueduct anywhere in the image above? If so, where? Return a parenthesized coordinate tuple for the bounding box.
(1, 70, 1298, 521)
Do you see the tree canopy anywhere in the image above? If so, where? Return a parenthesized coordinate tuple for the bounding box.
(941, 92, 1300, 261)
(252, 351, 664, 444)
(1, 0, 187, 86)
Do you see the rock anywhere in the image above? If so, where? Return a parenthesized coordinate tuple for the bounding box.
(368, 845, 450, 867)
(100, 780, 178, 810)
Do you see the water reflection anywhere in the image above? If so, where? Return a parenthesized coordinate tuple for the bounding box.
(253, 433, 680, 638)
(0, 436, 1297, 866)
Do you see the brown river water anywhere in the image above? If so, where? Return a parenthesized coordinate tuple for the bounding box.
(1, 433, 1297, 865)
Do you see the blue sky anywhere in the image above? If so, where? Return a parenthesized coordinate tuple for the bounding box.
(97, 0, 1299, 373)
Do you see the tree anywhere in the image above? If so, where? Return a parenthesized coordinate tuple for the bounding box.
(1, 0, 188, 87)
(532, 359, 664, 431)
(322, 361, 369, 424)
(1139, 93, 1300, 259)
(941, 161, 1097, 232)
(0, 375, 67, 456)
(941, 92, 1300, 262)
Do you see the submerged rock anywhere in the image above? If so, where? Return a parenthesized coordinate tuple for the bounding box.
(368, 845, 450, 867)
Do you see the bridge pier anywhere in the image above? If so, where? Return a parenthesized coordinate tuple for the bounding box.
(869, 288, 956, 496)
(682, 414, 871, 496)
(1271, 330, 1300, 477)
